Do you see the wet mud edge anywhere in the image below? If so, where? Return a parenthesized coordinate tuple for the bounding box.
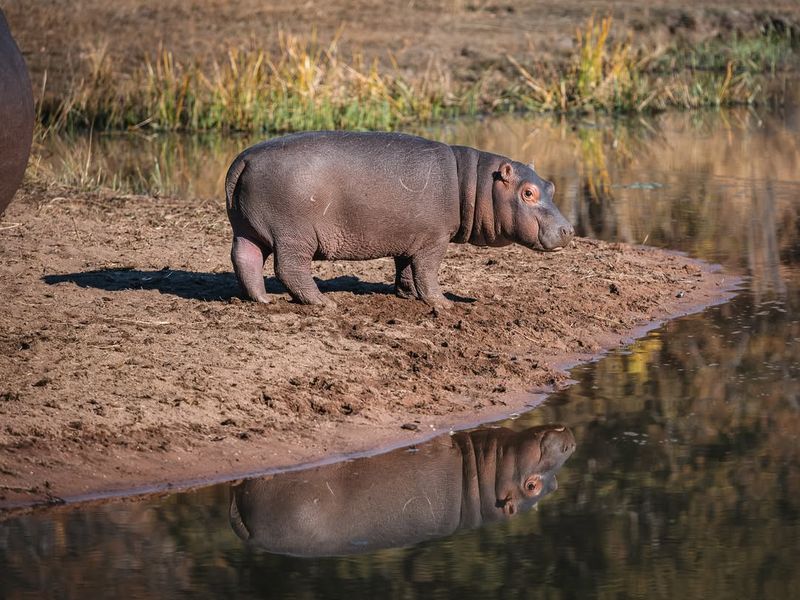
(0, 188, 738, 513)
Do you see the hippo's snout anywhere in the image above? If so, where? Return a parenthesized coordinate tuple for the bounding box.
(539, 219, 575, 251)
(555, 224, 575, 248)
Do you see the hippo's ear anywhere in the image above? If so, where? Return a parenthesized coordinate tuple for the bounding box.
(494, 162, 514, 185)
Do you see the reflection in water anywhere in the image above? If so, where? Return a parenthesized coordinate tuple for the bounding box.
(2, 101, 799, 598)
(504, 266, 800, 600)
(230, 425, 575, 556)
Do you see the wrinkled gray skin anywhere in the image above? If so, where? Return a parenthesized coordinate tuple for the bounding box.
(230, 424, 576, 557)
(0, 9, 34, 216)
(225, 131, 574, 308)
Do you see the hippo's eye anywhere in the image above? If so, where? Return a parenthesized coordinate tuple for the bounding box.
(522, 186, 540, 203)
(523, 474, 542, 496)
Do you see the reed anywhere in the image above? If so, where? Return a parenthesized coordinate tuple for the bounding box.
(39, 34, 467, 133)
(657, 25, 797, 75)
(36, 18, 796, 135)
(506, 15, 786, 113)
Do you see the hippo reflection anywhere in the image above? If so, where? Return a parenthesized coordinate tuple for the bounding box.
(230, 424, 575, 556)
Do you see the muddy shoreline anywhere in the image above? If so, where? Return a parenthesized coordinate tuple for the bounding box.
(0, 184, 735, 511)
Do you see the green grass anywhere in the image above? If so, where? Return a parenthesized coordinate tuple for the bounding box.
(504, 15, 794, 114)
(35, 17, 798, 135)
(40, 34, 471, 134)
(656, 26, 798, 75)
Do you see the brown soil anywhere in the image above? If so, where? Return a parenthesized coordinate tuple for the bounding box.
(0, 184, 733, 509)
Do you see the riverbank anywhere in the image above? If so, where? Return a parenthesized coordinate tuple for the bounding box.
(5, 2, 800, 132)
(0, 183, 734, 509)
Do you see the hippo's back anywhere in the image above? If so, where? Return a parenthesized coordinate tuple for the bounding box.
(0, 10, 34, 215)
(241, 130, 450, 169)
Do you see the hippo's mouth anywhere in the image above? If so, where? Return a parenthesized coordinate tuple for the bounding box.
(522, 228, 569, 252)
(537, 232, 571, 252)
(521, 238, 547, 252)
(522, 239, 563, 253)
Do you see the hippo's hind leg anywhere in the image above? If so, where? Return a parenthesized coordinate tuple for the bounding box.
(410, 241, 452, 309)
(273, 243, 332, 306)
(394, 256, 418, 299)
(232, 235, 272, 303)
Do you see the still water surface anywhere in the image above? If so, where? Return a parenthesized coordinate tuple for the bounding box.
(2, 103, 800, 598)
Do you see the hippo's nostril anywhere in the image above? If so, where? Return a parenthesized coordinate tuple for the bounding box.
(560, 226, 574, 238)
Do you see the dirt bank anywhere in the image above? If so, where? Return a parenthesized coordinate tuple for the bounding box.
(0, 184, 733, 509)
(6, 0, 800, 101)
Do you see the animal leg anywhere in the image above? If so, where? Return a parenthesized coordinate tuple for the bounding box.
(394, 256, 418, 299)
(231, 235, 272, 303)
(411, 243, 452, 309)
(273, 245, 331, 306)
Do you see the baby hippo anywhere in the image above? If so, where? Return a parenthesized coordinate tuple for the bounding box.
(225, 131, 574, 308)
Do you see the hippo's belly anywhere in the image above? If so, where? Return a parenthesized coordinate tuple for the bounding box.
(312, 186, 459, 261)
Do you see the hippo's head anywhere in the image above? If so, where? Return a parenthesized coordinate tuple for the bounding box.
(490, 424, 576, 518)
(493, 161, 574, 251)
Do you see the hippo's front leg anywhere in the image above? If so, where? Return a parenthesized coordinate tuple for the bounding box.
(394, 256, 418, 299)
(410, 241, 452, 309)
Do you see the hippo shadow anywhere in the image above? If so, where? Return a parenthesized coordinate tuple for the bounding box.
(42, 268, 475, 303)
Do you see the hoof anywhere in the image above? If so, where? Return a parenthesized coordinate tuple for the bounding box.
(241, 292, 271, 304)
(425, 296, 453, 311)
(302, 295, 337, 310)
(395, 287, 418, 300)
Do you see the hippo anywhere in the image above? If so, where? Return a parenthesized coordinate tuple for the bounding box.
(0, 9, 34, 215)
(229, 424, 576, 556)
(225, 131, 574, 308)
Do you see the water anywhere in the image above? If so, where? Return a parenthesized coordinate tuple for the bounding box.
(3, 102, 800, 598)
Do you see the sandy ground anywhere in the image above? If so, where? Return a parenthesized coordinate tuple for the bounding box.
(0, 184, 733, 509)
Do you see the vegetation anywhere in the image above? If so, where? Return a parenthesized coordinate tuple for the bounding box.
(506, 15, 798, 113)
(40, 33, 470, 134)
(35, 17, 798, 135)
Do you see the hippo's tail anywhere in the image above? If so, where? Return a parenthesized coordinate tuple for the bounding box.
(225, 157, 247, 212)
